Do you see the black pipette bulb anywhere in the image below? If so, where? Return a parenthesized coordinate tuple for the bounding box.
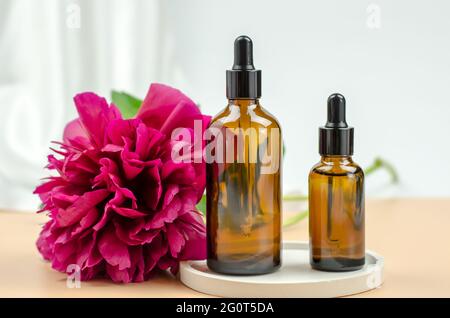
(226, 35, 261, 99)
(233, 36, 254, 70)
(319, 93, 354, 156)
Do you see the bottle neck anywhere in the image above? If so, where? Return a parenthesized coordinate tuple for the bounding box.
(320, 155, 353, 165)
(228, 98, 260, 110)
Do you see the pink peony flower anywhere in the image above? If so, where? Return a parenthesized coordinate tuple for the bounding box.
(35, 83, 211, 283)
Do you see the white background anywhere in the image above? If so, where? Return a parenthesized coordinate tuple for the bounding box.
(1, 0, 449, 211)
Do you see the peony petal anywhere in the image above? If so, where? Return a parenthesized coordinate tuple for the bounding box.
(86, 245, 103, 268)
(34, 178, 65, 195)
(135, 123, 164, 160)
(53, 239, 77, 269)
(105, 118, 140, 146)
(56, 189, 109, 227)
(161, 161, 196, 185)
(138, 84, 211, 141)
(74, 92, 121, 147)
(93, 158, 120, 190)
(158, 101, 202, 136)
(106, 264, 131, 283)
(113, 207, 147, 219)
(93, 207, 113, 231)
(130, 247, 145, 282)
(114, 220, 145, 246)
(51, 192, 79, 210)
(162, 184, 180, 208)
(102, 144, 123, 153)
(144, 235, 168, 274)
(158, 256, 178, 274)
(178, 212, 207, 260)
(76, 234, 96, 269)
(182, 233, 206, 261)
(81, 264, 103, 281)
(139, 165, 162, 210)
(36, 221, 55, 260)
(63, 119, 88, 144)
(137, 83, 196, 128)
(166, 223, 185, 257)
(120, 143, 143, 180)
(71, 208, 99, 237)
(98, 226, 131, 270)
(146, 194, 181, 229)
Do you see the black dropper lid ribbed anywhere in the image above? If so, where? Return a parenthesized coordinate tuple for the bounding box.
(319, 93, 354, 156)
(226, 36, 261, 99)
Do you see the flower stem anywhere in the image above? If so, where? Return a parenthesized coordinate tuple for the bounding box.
(364, 157, 399, 183)
(283, 210, 309, 228)
(283, 194, 308, 201)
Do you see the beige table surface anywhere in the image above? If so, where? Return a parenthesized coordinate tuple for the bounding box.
(0, 199, 449, 298)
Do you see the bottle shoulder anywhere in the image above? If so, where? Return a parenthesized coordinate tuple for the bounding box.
(210, 102, 281, 130)
(210, 106, 229, 124)
(258, 104, 281, 127)
(310, 158, 364, 177)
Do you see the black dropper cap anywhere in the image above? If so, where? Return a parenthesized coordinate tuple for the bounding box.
(226, 36, 261, 99)
(319, 93, 354, 156)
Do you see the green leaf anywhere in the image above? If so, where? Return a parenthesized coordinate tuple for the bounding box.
(196, 194, 206, 216)
(111, 91, 142, 119)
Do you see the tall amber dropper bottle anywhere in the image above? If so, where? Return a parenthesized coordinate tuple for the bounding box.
(309, 93, 365, 271)
(206, 36, 282, 275)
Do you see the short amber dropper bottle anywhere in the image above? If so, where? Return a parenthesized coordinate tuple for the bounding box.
(309, 93, 365, 271)
(206, 36, 282, 275)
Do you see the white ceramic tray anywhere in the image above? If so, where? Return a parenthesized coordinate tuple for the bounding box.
(180, 241, 383, 298)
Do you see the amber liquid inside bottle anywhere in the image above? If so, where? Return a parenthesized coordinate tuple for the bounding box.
(206, 99, 282, 275)
(309, 155, 365, 271)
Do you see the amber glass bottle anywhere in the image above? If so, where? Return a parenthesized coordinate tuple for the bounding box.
(309, 94, 365, 271)
(206, 36, 282, 275)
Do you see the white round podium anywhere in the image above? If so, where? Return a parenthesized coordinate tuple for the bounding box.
(180, 241, 384, 298)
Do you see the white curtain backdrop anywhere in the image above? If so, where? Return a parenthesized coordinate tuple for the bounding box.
(0, 0, 162, 210)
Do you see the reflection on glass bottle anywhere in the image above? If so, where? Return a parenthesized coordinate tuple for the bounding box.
(206, 36, 282, 275)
